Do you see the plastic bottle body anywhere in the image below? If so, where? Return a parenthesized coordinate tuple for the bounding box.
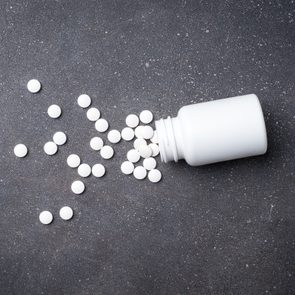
(155, 94, 268, 166)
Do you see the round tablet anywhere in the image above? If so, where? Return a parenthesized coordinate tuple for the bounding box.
(59, 206, 73, 221)
(133, 166, 147, 180)
(143, 157, 157, 170)
(134, 125, 145, 138)
(71, 180, 85, 194)
(126, 114, 139, 128)
(95, 118, 109, 133)
(39, 211, 53, 225)
(133, 138, 147, 151)
(77, 163, 91, 178)
(121, 127, 135, 141)
(148, 169, 162, 183)
(27, 79, 41, 93)
(90, 137, 103, 151)
(14, 144, 28, 158)
(44, 141, 58, 155)
(53, 131, 67, 145)
(149, 143, 160, 157)
(77, 94, 91, 108)
(48, 104, 62, 119)
(120, 161, 134, 175)
(100, 145, 114, 159)
(142, 126, 154, 139)
(138, 144, 152, 158)
(139, 110, 153, 124)
(87, 107, 100, 121)
(127, 149, 140, 163)
(107, 129, 121, 144)
(92, 164, 106, 177)
(150, 131, 159, 143)
(67, 154, 81, 168)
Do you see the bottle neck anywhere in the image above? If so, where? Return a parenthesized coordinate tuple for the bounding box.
(155, 116, 184, 163)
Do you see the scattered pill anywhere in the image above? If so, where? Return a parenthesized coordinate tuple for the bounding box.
(44, 141, 58, 156)
(107, 129, 121, 144)
(149, 143, 160, 157)
(77, 94, 91, 108)
(148, 169, 162, 183)
(120, 161, 134, 175)
(71, 180, 85, 194)
(14, 144, 28, 158)
(142, 126, 154, 139)
(126, 114, 139, 128)
(59, 206, 74, 221)
(92, 164, 106, 177)
(77, 163, 91, 178)
(134, 125, 145, 138)
(150, 131, 158, 143)
(133, 138, 147, 151)
(139, 110, 153, 124)
(121, 127, 135, 141)
(133, 166, 147, 180)
(90, 137, 104, 151)
(87, 107, 100, 121)
(39, 210, 53, 225)
(27, 79, 41, 93)
(138, 144, 153, 158)
(95, 118, 109, 132)
(53, 131, 67, 145)
(143, 157, 157, 170)
(127, 149, 141, 163)
(67, 154, 81, 168)
(100, 145, 114, 159)
(48, 104, 62, 119)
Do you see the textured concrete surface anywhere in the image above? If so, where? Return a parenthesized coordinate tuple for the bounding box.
(0, 0, 294, 294)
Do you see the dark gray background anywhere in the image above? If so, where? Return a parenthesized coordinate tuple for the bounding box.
(0, 0, 294, 294)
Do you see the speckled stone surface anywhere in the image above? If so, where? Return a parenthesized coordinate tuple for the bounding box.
(0, 1, 295, 294)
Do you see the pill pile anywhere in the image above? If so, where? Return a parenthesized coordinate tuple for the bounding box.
(14, 79, 163, 225)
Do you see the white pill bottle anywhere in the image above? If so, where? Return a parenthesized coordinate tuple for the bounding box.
(155, 94, 267, 166)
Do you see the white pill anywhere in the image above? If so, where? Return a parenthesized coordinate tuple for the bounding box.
(133, 138, 147, 151)
(148, 169, 162, 183)
(95, 118, 109, 132)
(150, 130, 159, 143)
(90, 137, 103, 151)
(142, 126, 154, 139)
(39, 211, 53, 225)
(100, 145, 114, 159)
(92, 164, 106, 177)
(67, 154, 81, 168)
(127, 149, 140, 163)
(71, 180, 85, 194)
(86, 107, 100, 121)
(44, 141, 58, 155)
(27, 79, 41, 93)
(53, 131, 67, 145)
(120, 161, 134, 175)
(14, 144, 28, 158)
(77, 94, 91, 108)
(133, 166, 147, 180)
(149, 143, 160, 157)
(138, 144, 152, 158)
(139, 110, 153, 124)
(48, 104, 62, 119)
(121, 127, 135, 141)
(143, 157, 157, 170)
(59, 206, 73, 221)
(107, 129, 121, 144)
(126, 114, 139, 128)
(77, 163, 91, 178)
(134, 125, 145, 138)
